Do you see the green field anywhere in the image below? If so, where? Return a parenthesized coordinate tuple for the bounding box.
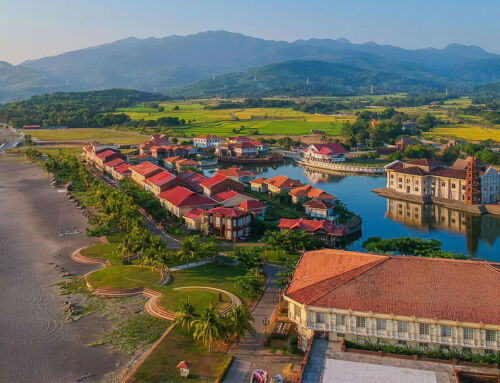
(118, 101, 353, 136)
(22, 128, 148, 144)
(81, 243, 123, 265)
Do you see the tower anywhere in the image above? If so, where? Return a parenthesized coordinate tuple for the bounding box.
(465, 157, 481, 205)
(306, 77, 310, 85)
(371, 84, 374, 94)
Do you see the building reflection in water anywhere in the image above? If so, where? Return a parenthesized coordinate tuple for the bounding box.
(385, 198, 500, 256)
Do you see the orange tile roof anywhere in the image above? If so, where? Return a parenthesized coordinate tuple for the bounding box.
(216, 167, 255, 178)
(200, 174, 229, 188)
(289, 185, 336, 200)
(287, 250, 500, 325)
(265, 175, 304, 189)
(250, 177, 266, 185)
(239, 199, 265, 210)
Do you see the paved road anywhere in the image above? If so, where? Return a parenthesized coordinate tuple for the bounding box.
(224, 264, 301, 383)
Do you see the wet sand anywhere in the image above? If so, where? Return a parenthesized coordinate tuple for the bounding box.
(0, 156, 127, 383)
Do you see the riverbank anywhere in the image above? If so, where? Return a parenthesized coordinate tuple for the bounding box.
(0, 156, 128, 383)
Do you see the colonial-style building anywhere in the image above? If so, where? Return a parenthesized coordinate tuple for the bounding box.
(84, 145, 126, 171)
(194, 134, 221, 148)
(278, 218, 346, 245)
(238, 199, 266, 220)
(385, 157, 500, 204)
(302, 143, 348, 163)
(263, 175, 305, 195)
(183, 208, 204, 231)
(211, 190, 256, 207)
(129, 161, 164, 186)
(110, 162, 132, 180)
(202, 207, 252, 241)
(285, 249, 500, 354)
(303, 200, 336, 220)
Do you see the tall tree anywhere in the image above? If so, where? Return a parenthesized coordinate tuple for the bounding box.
(175, 297, 198, 332)
(226, 305, 256, 345)
(192, 303, 225, 352)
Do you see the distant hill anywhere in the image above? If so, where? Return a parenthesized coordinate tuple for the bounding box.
(168, 60, 450, 98)
(472, 82, 500, 101)
(2, 30, 500, 102)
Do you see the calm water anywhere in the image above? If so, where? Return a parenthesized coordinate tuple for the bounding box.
(204, 160, 500, 262)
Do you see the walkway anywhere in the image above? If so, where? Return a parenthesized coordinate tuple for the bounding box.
(224, 264, 302, 383)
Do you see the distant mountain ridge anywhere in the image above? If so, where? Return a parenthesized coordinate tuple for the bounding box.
(2, 30, 500, 102)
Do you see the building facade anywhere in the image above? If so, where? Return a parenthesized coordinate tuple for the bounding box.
(194, 134, 220, 148)
(285, 250, 500, 355)
(202, 207, 252, 240)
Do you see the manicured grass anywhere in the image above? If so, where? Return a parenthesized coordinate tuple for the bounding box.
(425, 124, 500, 142)
(157, 289, 231, 314)
(81, 243, 122, 265)
(22, 128, 147, 144)
(132, 325, 231, 383)
(86, 265, 161, 289)
(86, 263, 247, 311)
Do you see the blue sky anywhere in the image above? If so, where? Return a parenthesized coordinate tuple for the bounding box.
(1, 0, 499, 64)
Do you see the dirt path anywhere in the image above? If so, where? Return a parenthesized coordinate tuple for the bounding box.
(0, 156, 128, 383)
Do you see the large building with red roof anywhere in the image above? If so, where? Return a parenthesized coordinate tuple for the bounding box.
(285, 249, 500, 353)
(385, 157, 500, 204)
(194, 134, 221, 148)
(303, 143, 349, 162)
(263, 175, 305, 194)
(215, 167, 256, 183)
(288, 184, 336, 204)
(129, 161, 164, 185)
(158, 186, 217, 217)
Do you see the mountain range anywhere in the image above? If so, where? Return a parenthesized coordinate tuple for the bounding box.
(2, 30, 500, 102)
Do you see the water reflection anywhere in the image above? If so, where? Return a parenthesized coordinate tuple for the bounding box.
(385, 198, 500, 256)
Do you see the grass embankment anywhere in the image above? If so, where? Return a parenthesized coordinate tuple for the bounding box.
(22, 128, 147, 144)
(86, 263, 246, 312)
(118, 101, 351, 136)
(132, 325, 231, 383)
(81, 243, 123, 265)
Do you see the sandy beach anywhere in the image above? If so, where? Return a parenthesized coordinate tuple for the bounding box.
(0, 156, 128, 383)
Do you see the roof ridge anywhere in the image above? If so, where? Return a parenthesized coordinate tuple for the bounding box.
(306, 257, 389, 305)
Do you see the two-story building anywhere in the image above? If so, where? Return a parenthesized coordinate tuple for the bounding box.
(263, 175, 305, 195)
(302, 143, 348, 163)
(129, 161, 164, 186)
(215, 167, 256, 184)
(194, 134, 221, 148)
(289, 185, 336, 204)
(303, 200, 336, 220)
(158, 186, 217, 217)
(199, 174, 245, 196)
(285, 249, 500, 355)
(202, 207, 252, 241)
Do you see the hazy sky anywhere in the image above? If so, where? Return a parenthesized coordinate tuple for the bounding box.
(1, 0, 499, 64)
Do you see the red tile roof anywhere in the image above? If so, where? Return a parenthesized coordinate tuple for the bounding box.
(250, 177, 266, 185)
(145, 170, 176, 187)
(212, 190, 241, 202)
(163, 156, 181, 164)
(96, 149, 119, 159)
(104, 157, 125, 168)
(286, 250, 500, 325)
(129, 161, 163, 177)
(430, 167, 467, 180)
(176, 159, 198, 166)
(278, 218, 345, 236)
(265, 175, 305, 189)
(113, 162, 131, 174)
(406, 158, 443, 168)
(239, 199, 265, 211)
(216, 167, 255, 178)
(234, 141, 257, 149)
(196, 134, 220, 139)
(159, 186, 216, 207)
(309, 143, 348, 155)
(183, 208, 204, 220)
(206, 207, 248, 217)
(200, 174, 229, 188)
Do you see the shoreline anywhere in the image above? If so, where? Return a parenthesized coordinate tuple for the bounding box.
(0, 156, 129, 383)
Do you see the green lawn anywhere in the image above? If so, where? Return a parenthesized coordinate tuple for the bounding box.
(132, 325, 231, 383)
(81, 243, 122, 265)
(22, 128, 147, 144)
(86, 263, 247, 312)
(86, 265, 161, 289)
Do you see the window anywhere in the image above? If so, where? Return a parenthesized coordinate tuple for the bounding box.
(419, 323, 430, 335)
(463, 328, 474, 340)
(356, 317, 366, 328)
(215, 217, 220, 226)
(376, 319, 387, 331)
(414, 187, 419, 192)
(398, 340, 407, 346)
(390, 174, 394, 179)
(486, 330, 497, 342)
(419, 342, 428, 349)
(294, 305, 301, 320)
(336, 314, 346, 326)
(398, 321, 408, 333)
(441, 326, 452, 338)
(452, 183, 456, 189)
(399, 178, 402, 182)
(316, 312, 325, 323)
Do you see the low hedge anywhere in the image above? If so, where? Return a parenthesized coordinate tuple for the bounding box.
(215, 355, 234, 383)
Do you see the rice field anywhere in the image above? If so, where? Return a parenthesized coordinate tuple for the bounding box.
(22, 128, 148, 144)
(117, 101, 354, 136)
(426, 124, 500, 142)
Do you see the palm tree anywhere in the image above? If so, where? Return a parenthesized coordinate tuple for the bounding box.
(226, 305, 256, 345)
(192, 303, 225, 352)
(175, 297, 198, 332)
(178, 236, 199, 264)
